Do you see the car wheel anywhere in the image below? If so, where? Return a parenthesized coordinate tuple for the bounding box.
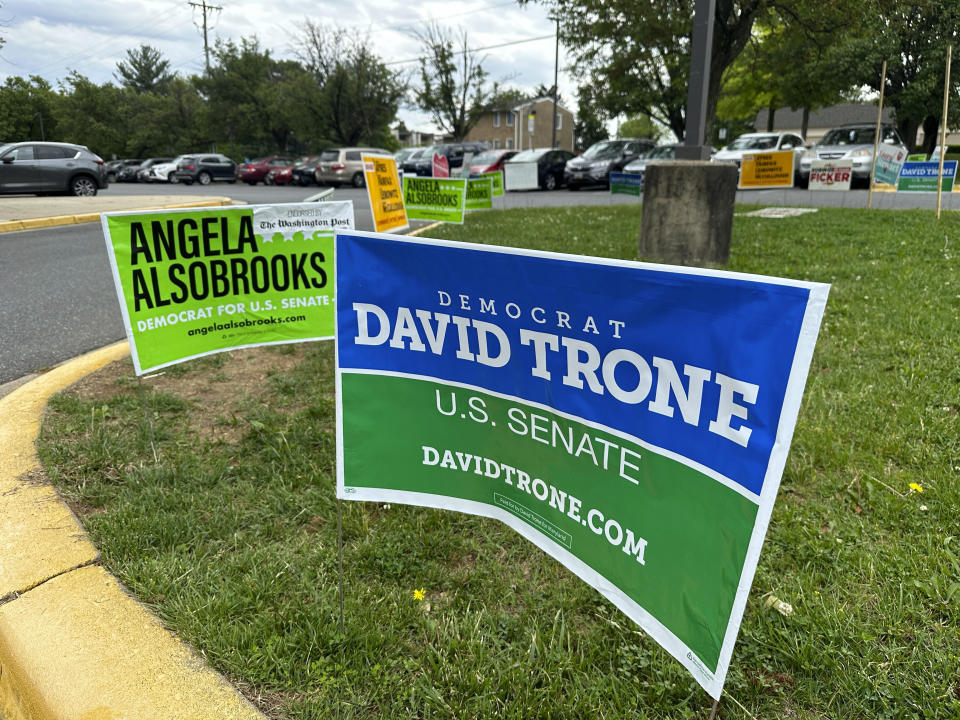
(297, 177, 309, 186)
(544, 172, 558, 191)
(351, 172, 365, 188)
(70, 175, 98, 196)
(168, 172, 178, 183)
(198, 171, 212, 186)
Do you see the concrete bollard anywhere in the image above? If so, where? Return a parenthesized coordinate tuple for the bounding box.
(639, 161, 738, 267)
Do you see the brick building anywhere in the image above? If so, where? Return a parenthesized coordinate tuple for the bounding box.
(467, 97, 575, 152)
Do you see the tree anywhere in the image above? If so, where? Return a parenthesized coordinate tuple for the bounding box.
(296, 22, 405, 148)
(55, 72, 128, 157)
(573, 84, 608, 151)
(847, 0, 960, 154)
(115, 45, 174, 93)
(531, 0, 771, 142)
(414, 23, 489, 140)
(620, 114, 666, 142)
(0, 76, 58, 141)
(197, 38, 313, 156)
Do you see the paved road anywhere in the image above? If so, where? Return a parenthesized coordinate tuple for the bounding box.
(0, 223, 126, 384)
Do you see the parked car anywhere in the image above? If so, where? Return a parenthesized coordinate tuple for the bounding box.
(394, 147, 424, 166)
(713, 132, 806, 180)
(468, 149, 519, 176)
(505, 148, 575, 190)
(798, 124, 907, 187)
(105, 158, 139, 183)
(0, 141, 108, 196)
(143, 155, 188, 183)
(621, 143, 684, 182)
(401, 141, 491, 176)
(117, 159, 145, 182)
(173, 154, 237, 185)
(264, 158, 299, 185)
(315, 147, 392, 187)
(290, 155, 325, 186)
(135, 157, 173, 183)
(235, 156, 294, 185)
(565, 138, 655, 189)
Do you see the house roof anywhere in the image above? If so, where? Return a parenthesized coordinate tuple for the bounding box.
(513, 96, 574, 116)
(755, 103, 894, 131)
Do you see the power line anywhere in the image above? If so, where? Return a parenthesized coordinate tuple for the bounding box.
(187, 0, 222, 72)
(384, 33, 556, 66)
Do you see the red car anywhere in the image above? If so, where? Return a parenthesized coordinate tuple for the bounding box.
(468, 149, 518, 176)
(236, 156, 294, 185)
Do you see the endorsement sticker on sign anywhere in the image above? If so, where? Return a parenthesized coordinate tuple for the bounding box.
(334, 230, 829, 699)
(102, 201, 354, 374)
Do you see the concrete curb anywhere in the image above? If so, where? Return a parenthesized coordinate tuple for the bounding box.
(0, 197, 236, 234)
(0, 342, 265, 720)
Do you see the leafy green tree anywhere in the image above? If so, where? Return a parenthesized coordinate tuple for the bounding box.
(0, 76, 58, 140)
(296, 22, 405, 148)
(848, 0, 960, 153)
(532, 0, 770, 142)
(620, 114, 665, 142)
(115, 45, 174, 93)
(197, 38, 312, 157)
(414, 23, 489, 140)
(55, 72, 128, 157)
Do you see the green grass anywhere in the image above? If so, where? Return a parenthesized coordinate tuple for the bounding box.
(37, 204, 960, 718)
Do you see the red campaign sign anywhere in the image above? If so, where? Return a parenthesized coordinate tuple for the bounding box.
(432, 153, 449, 178)
(810, 170, 850, 183)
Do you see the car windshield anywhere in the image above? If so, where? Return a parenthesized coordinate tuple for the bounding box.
(509, 149, 547, 162)
(581, 141, 624, 160)
(470, 151, 501, 165)
(820, 127, 877, 145)
(728, 135, 778, 150)
(0, 144, 12, 156)
(647, 146, 676, 159)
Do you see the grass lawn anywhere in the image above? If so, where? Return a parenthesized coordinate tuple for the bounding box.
(38, 204, 960, 718)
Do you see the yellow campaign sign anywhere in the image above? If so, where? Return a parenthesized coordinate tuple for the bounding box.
(738, 150, 795, 189)
(363, 154, 408, 233)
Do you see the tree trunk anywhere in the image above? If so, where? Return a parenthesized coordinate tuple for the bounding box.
(921, 115, 940, 156)
(766, 103, 776, 132)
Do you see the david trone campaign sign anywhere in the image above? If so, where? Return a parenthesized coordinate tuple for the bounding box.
(334, 230, 828, 698)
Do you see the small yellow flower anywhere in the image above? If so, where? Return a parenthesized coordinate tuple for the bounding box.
(413, 588, 425, 601)
(909, 482, 924, 493)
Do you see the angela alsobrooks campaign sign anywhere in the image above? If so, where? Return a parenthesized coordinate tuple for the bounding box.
(102, 202, 353, 374)
(335, 231, 828, 699)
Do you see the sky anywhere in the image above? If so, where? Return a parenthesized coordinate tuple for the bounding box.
(0, 0, 579, 134)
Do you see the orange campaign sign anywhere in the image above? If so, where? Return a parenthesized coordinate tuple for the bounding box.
(363, 154, 408, 233)
(738, 150, 795, 189)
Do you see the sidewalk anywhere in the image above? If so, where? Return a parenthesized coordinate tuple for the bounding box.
(0, 195, 237, 233)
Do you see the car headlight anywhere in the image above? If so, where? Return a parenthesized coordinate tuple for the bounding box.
(851, 148, 872, 158)
(590, 161, 609, 169)
(802, 149, 815, 159)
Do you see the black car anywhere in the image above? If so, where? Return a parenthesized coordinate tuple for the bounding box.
(0, 141, 108, 196)
(291, 155, 324, 186)
(116, 159, 145, 182)
(173, 154, 237, 185)
(565, 138, 656, 189)
(504, 148, 576, 190)
(105, 158, 139, 183)
(402, 141, 491, 176)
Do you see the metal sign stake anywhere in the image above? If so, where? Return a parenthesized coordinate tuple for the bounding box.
(136, 375, 159, 464)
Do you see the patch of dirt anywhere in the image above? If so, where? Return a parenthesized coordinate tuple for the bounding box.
(61, 346, 309, 446)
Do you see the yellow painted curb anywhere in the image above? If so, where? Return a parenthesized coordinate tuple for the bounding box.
(0, 341, 265, 720)
(0, 198, 236, 234)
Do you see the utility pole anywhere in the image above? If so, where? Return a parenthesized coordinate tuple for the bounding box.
(676, 0, 715, 160)
(188, 0, 222, 73)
